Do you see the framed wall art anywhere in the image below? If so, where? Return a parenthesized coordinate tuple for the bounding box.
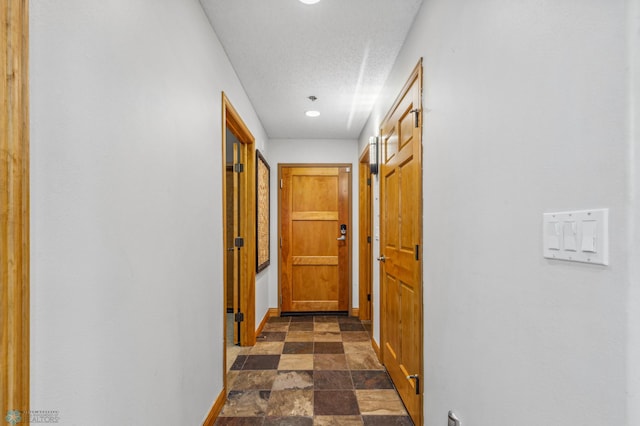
(256, 150, 270, 272)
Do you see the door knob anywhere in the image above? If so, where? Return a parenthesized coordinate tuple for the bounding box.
(337, 223, 347, 241)
(377, 255, 386, 262)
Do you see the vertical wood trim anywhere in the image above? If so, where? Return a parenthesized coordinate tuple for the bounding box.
(339, 166, 351, 311)
(221, 95, 229, 388)
(1, 0, 30, 422)
(278, 165, 291, 312)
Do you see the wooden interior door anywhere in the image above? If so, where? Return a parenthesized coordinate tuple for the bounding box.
(379, 62, 423, 425)
(280, 165, 350, 313)
(225, 139, 240, 345)
(358, 156, 373, 320)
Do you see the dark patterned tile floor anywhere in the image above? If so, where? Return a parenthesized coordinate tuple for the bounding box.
(216, 316, 414, 425)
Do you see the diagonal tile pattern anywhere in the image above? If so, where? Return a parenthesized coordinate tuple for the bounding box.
(216, 316, 414, 426)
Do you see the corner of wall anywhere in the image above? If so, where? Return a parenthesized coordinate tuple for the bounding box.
(627, 0, 640, 423)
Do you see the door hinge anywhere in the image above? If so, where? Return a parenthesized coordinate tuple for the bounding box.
(367, 178, 371, 186)
(280, 237, 282, 248)
(280, 179, 283, 189)
(234, 312, 244, 322)
(367, 236, 371, 243)
(367, 294, 371, 302)
(415, 244, 420, 260)
(234, 237, 244, 248)
(233, 163, 244, 173)
(410, 108, 420, 128)
(407, 374, 420, 395)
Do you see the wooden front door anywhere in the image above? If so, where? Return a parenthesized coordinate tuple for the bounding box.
(280, 165, 350, 313)
(379, 62, 423, 424)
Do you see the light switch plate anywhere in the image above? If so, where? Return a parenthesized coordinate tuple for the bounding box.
(543, 209, 609, 265)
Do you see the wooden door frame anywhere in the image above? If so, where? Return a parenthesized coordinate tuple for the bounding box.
(378, 60, 424, 425)
(358, 150, 373, 320)
(221, 94, 256, 367)
(1, 0, 30, 421)
(277, 163, 353, 315)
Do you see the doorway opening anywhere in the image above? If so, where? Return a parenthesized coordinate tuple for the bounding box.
(221, 93, 257, 383)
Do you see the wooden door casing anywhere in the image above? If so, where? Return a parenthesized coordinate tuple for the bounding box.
(280, 165, 351, 313)
(221, 93, 256, 351)
(379, 61, 423, 425)
(1, 0, 30, 418)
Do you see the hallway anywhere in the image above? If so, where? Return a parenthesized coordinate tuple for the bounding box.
(216, 316, 413, 425)
(13, 1, 637, 425)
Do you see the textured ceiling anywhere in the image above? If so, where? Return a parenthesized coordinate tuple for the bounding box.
(200, 0, 423, 139)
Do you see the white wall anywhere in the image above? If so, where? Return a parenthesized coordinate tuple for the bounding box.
(30, 0, 268, 424)
(360, 0, 633, 424)
(627, 0, 640, 424)
(266, 139, 361, 311)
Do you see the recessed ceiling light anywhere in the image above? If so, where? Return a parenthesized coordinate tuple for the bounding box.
(305, 110, 320, 117)
(299, 0, 321, 4)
